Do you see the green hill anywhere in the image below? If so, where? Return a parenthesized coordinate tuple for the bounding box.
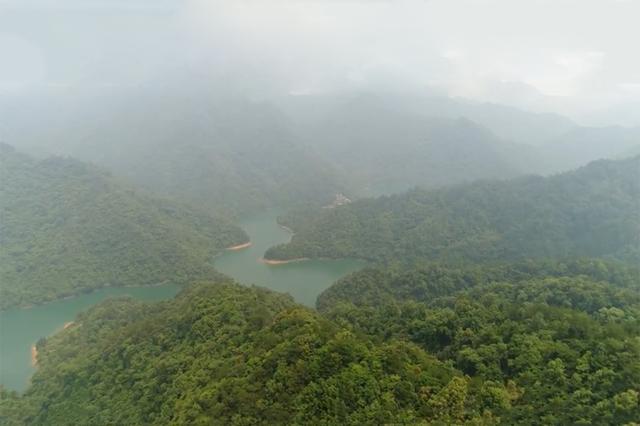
(2, 266, 638, 425)
(318, 260, 640, 425)
(1, 91, 349, 216)
(1, 282, 491, 425)
(0, 144, 248, 309)
(265, 156, 640, 265)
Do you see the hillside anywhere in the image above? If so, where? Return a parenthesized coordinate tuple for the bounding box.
(1, 282, 494, 425)
(0, 89, 349, 216)
(0, 145, 248, 309)
(2, 266, 638, 425)
(319, 260, 640, 425)
(292, 94, 521, 195)
(265, 156, 640, 265)
(278, 91, 576, 148)
(281, 92, 640, 177)
(540, 125, 640, 172)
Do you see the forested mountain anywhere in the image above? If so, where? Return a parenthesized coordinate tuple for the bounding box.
(0, 89, 348, 216)
(2, 264, 637, 425)
(3, 89, 637, 209)
(280, 92, 640, 177)
(277, 91, 576, 148)
(265, 156, 640, 265)
(289, 95, 520, 195)
(540, 125, 640, 172)
(0, 282, 497, 425)
(319, 260, 640, 425)
(0, 144, 247, 309)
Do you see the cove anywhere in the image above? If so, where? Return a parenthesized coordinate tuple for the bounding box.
(0, 211, 363, 393)
(215, 210, 365, 307)
(0, 285, 179, 392)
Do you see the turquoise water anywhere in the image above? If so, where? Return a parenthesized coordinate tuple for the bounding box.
(0, 210, 363, 392)
(215, 211, 365, 307)
(0, 285, 179, 392)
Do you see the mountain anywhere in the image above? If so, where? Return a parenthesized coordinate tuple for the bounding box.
(318, 260, 640, 425)
(289, 94, 521, 195)
(3, 265, 638, 425)
(265, 156, 640, 265)
(0, 89, 348, 216)
(1, 281, 488, 425)
(278, 91, 577, 148)
(0, 144, 248, 309)
(3, 88, 637, 210)
(539, 126, 640, 172)
(280, 92, 640, 177)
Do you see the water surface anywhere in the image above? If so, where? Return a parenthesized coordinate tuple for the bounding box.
(214, 210, 365, 307)
(0, 285, 179, 392)
(0, 210, 363, 392)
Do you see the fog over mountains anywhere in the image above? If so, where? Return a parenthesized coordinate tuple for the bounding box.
(1, 1, 639, 425)
(2, 87, 638, 211)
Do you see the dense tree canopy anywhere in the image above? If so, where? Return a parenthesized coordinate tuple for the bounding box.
(1, 282, 504, 425)
(319, 260, 640, 425)
(0, 145, 248, 309)
(2, 262, 637, 425)
(265, 156, 640, 265)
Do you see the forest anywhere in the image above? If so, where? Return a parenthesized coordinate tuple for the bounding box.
(319, 259, 640, 424)
(265, 156, 640, 265)
(1, 2, 640, 424)
(1, 260, 638, 425)
(0, 144, 247, 309)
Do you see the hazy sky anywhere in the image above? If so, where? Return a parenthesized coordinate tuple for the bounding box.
(1, 0, 638, 123)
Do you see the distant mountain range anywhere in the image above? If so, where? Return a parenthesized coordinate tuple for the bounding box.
(1, 88, 638, 212)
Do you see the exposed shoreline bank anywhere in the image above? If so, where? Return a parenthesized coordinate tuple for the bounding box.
(278, 224, 294, 234)
(31, 345, 37, 367)
(30, 321, 76, 368)
(260, 257, 310, 265)
(226, 241, 252, 251)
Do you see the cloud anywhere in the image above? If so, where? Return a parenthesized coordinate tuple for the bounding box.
(0, 35, 46, 90)
(0, 0, 638, 121)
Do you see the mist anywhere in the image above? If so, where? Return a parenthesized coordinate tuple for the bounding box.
(2, 0, 639, 125)
(2, 1, 640, 422)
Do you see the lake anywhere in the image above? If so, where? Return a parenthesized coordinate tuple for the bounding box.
(0, 210, 364, 392)
(0, 285, 180, 392)
(214, 210, 365, 307)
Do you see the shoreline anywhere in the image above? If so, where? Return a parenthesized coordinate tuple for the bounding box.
(30, 321, 76, 368)
(9, 281, 175, 313)
(226, 241, 252, 251)
(260, 257, 310, 265)
(278, 224, 294, 234)
(31, 345, 38, 367)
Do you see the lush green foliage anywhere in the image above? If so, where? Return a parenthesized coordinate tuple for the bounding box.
(320, 260, 640, 425)
(1, 282, 507, 425)
(266, 156, 640, 265)
(0, 145, 247, 309)
(318, 258, 640, 311)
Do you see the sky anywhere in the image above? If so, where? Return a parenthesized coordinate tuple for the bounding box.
(0, 0, 638, 124)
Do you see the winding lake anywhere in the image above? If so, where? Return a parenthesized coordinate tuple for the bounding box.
(0, 210, 363, 392)
(214, 210, 365, 307)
